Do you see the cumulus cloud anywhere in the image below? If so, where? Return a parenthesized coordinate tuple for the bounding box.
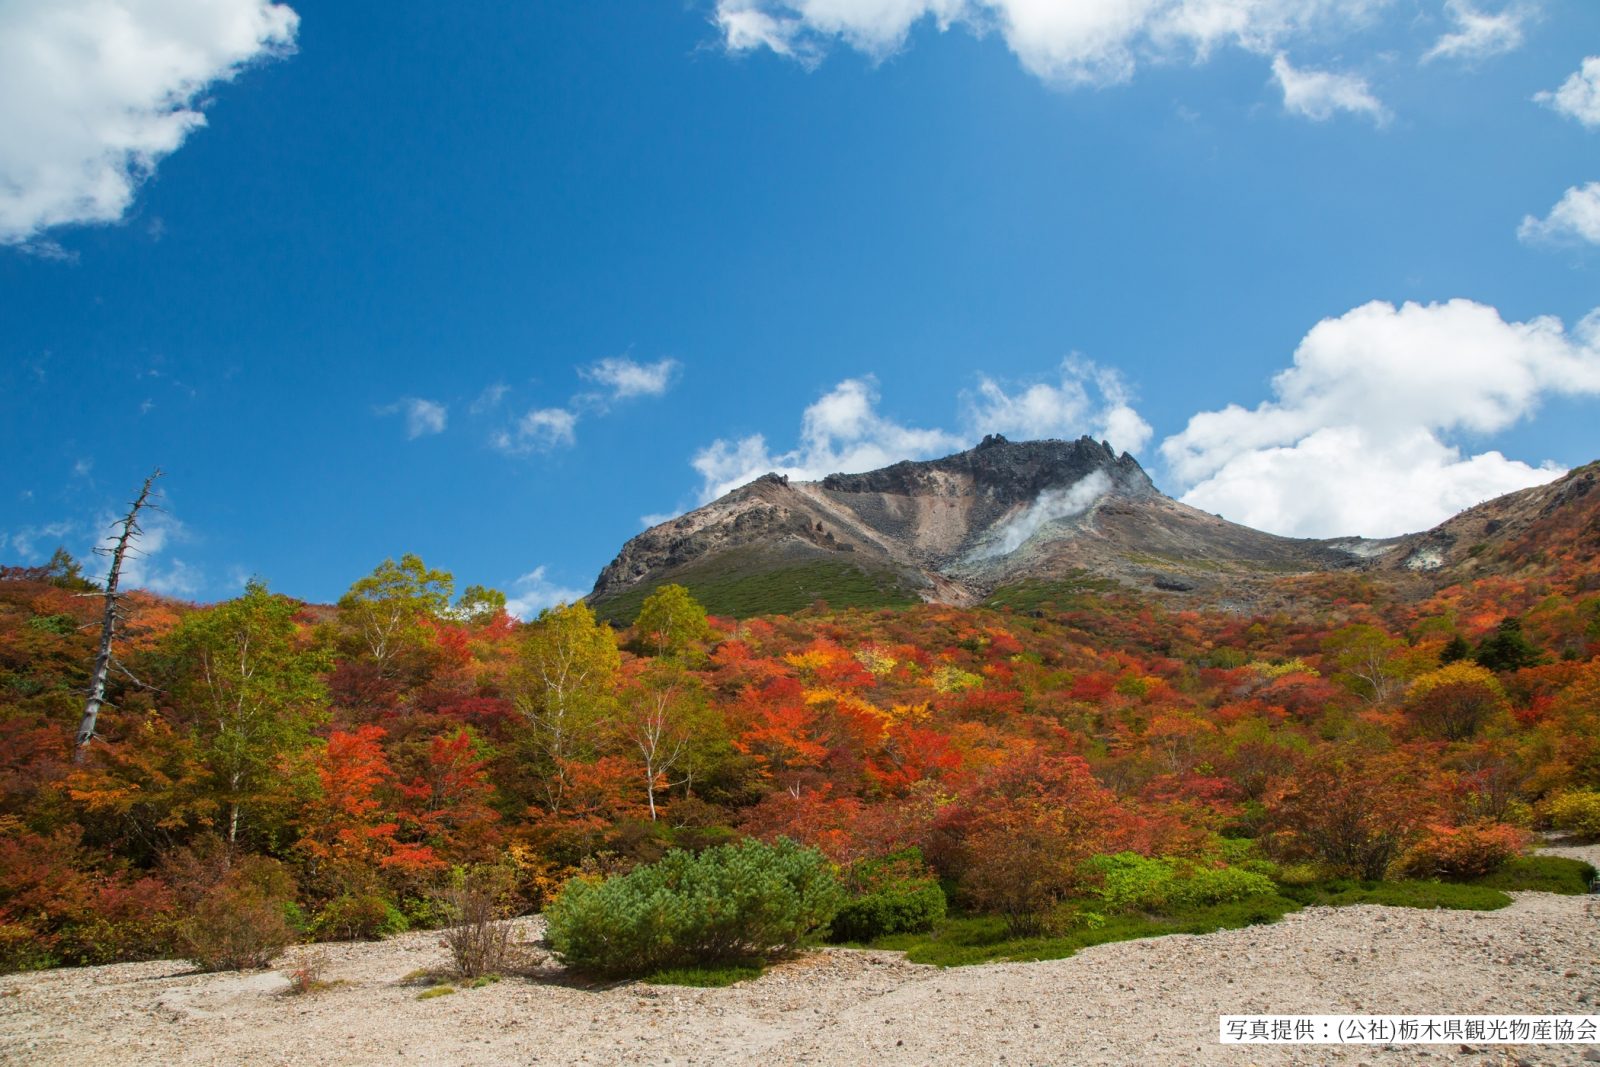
(493, 408, 578, 454)
(1421, 1, 1528, 64)
(581, 356, 680, 400)
(963, 358, 1153, 455)
(0, 0, 299, 247)
(1536, 55, 1600, 127)
(379, 397, 448, 439)
(1161, 298, 1600, 537)
(1271, 53, 1389, 124)
(504, 566, 588, 620)
(713, 0, 1386, 88)
(1519, 182, 1600, 246)
(691, 377, 964, 502)
(490, 355, 679, 453)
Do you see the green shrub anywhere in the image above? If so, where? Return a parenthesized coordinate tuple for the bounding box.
(830, 849, 946, 942)
(1088, 853, 1278, 915)
(0, 922, 56, 972)
(1470, 856, 1595, 895)
(315, 892, 408, 942)
(545, 838, 843, 979)
(1271, 862, 1322, 888)
(1281, 879, 1510, 911)
(831, 884, 946, 942)
(1546, 790, 1600, 839)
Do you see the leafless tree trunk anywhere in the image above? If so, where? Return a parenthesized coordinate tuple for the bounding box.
(75, 469, 162, 763)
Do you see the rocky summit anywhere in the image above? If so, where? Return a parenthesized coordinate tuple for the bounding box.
(586, 436, 1600, 621)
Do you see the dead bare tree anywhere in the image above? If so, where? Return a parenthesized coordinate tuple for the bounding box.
(75, 469, 163, 763)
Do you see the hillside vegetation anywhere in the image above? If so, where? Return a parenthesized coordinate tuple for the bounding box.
(2, 535, 1598, 977)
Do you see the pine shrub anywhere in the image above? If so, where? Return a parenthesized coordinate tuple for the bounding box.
(545, 838, 842, 979)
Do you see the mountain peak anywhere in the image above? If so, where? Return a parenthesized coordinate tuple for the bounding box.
(818, 434, 1153, 503)
(588, 436, 1273, 618)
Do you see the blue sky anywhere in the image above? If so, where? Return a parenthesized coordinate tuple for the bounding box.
(1, 0, 1597, 613)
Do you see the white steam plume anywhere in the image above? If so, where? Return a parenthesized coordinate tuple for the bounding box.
(970, 470, 1111, 560)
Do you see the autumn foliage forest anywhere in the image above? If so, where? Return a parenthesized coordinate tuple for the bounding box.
(3, 530, 1600, 974)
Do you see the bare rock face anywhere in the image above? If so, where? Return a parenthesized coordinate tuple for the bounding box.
(587, 439, 1600, 616)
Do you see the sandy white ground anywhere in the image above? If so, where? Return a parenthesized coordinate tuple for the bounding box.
(2, 842, 1595, 1067)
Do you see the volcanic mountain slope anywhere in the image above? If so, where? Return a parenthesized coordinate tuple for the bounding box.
(588, 435, 1361, 620)
(587, 437, 1600, 622)
(1376, 460, 1600, 582)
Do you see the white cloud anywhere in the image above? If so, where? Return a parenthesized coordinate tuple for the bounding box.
(490, 357, 679, 454)
(686, 365, 1155, 503)
(1271, 53, 1389, 124)
(963, 357, 1153, 455)
(470, 383, 509, 414)
(1519, 182, 1600, 246)
(1160, 298, 1600, 537)
(0, 0, 298, 246)
(504, 566, 588, 620)
(493, 407, 578, 454)
(1536, 55, 1600, 127)
(379, 397, 448, 439)
(581, 356, 680, 400)
(713, 0, 1386, 89)
(1421, 1, 1528, 64)
(3, 520, 78, 563)
(95, 506, 202, 597)
(691, 377, 964, 501)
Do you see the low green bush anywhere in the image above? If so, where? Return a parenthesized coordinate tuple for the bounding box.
(545, 838, 843, 979)
(1469, 855, 1595, 895)
(315, 892, 408, 942)
(1088, 853, 1278, 915)
(830, 849, 947, 942)
(831, 883, 946, 942)
(1280, 879, 1511, 911)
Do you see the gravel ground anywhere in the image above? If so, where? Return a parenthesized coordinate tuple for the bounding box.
(1, 843, 1595, 1067)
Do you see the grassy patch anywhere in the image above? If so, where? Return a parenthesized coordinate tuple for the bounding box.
(866, 867, 1561, 969)
(642, 961, 765, 987)
(593, 555, 919, 624)
(416, 985, 456, 1000)
(983, 574, 1118, 614)
(1468, 856, 1595, 895)
(1280, 879, 1511, 911)
(870, 896, 1298, 968)
(399, 968, 443, 986)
